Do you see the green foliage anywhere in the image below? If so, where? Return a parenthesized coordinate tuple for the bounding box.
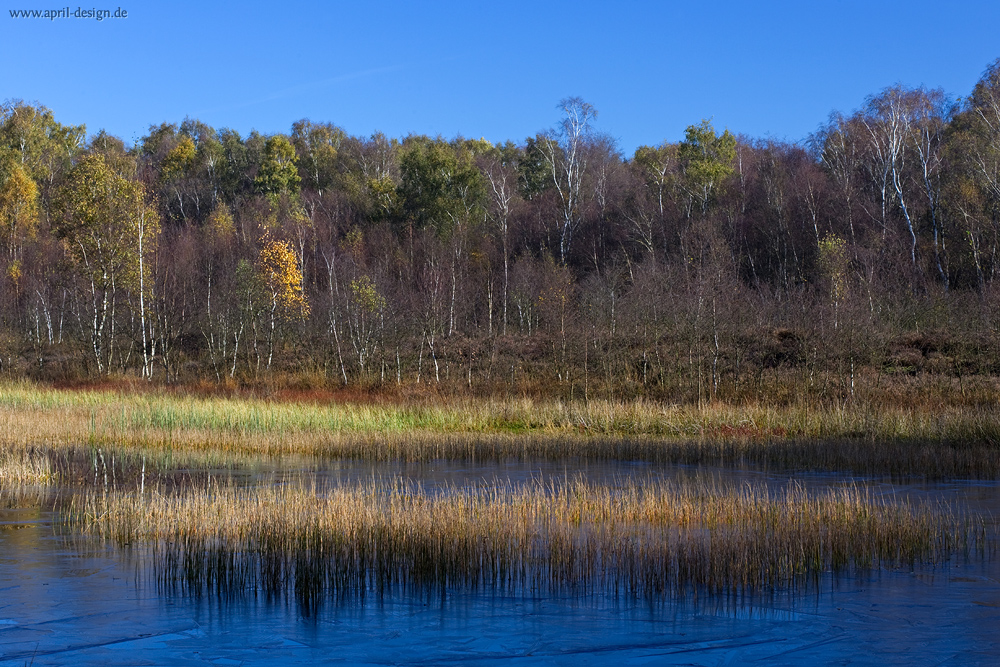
(88, 131, 129, 163)
(161, 135, 196, 181)
(291, 119, 345, 194)
(364, 174, 398, 220)
(254, 135, 301, 199)
(53, 152, 159, 292)
(957, 61, 1000, 222)
(398, 136, 485, 236)
(140, 120, 227, 224)
(633, 143, 675, 188)
(51, 150, 159, 373)
(632, 141, 679, 218)
(335, 132, 400, 224)
(678, 119, 736, 215)
(14, 70, 1000, 390)
(349, 275, 386, 314)
(216, 128, 252, 204)
(0, 100, 85, 186)
(140, 122, 179, 158)
(517, 137, 549, 200)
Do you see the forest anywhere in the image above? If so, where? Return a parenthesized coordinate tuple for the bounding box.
(3, 59, 1000, 403)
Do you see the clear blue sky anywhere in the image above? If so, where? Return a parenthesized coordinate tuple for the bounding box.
(2, 0, 999, 154)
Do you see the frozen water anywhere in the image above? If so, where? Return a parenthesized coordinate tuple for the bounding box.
(1, 463, 998, 665)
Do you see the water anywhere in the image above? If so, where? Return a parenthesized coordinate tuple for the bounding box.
(1, 462, 998, 665)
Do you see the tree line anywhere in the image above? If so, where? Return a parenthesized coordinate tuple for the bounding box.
(3, 60, 1000, 400)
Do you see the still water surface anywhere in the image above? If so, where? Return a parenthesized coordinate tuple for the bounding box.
(1, 460, 998, 665)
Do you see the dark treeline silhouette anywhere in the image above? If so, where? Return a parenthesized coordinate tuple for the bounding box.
(4, 60, 1000, 401)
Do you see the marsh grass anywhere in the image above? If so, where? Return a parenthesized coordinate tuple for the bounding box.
(0, 448, 56, 485)
(74, 478, 990, 610)
(2, 381, 1000, 477)
(4, 380, 1000, 440)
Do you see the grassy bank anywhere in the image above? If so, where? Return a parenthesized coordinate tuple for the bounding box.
(2, 378, 999, 441)
(1, 380, 1000, 478)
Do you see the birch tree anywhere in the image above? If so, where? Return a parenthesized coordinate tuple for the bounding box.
(478, 144, 520, 335)
(860, 87, 919, 268)
(54, 152, 159, 375)
(538, 97, 597, 264)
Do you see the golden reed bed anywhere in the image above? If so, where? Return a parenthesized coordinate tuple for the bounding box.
(73, 478, 988, 602)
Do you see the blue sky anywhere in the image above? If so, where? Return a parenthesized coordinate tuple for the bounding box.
(2, 1, 999, 154)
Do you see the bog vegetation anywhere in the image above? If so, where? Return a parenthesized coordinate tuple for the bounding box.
(2, 386, 994, 605)
(1, 61, 1000, 401)
(0, 382, 999, 479)
(73, 477, 989, 606)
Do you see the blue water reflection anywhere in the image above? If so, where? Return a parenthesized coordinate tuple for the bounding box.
(1, 462, 998, 665)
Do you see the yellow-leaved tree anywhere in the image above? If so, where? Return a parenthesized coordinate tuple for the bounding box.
(0, 156, 39, 287)
(258, 234, 308, 369)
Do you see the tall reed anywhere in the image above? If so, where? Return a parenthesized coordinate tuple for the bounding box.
(75, 478, 990, 607)
(0, 447, 56, 485)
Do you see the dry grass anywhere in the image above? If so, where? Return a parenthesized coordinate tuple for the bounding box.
(1, 377, 999, 477)
(73, 477, 988, 607)
(0, 448, 56, 485)
(4, 381, 993, 612)
(5, 380, 1000, 442)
